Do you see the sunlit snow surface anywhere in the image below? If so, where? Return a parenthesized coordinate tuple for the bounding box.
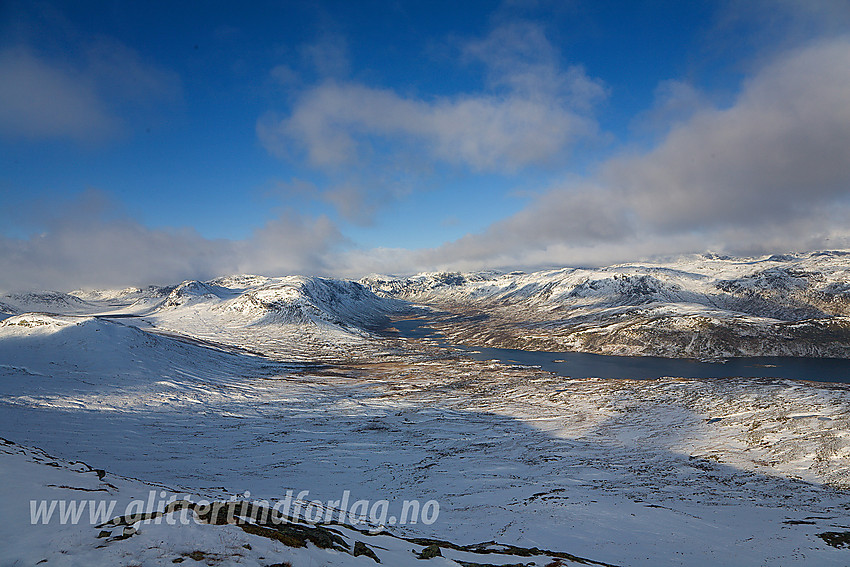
(3, 264, 850, 565)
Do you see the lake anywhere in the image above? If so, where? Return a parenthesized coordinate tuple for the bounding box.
(389, 317, 850, 384)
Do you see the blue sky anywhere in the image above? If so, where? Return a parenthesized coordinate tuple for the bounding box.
(2, 1, 850, 289)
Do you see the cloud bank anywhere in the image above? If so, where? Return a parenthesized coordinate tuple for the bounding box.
(0, 191, 344, 291)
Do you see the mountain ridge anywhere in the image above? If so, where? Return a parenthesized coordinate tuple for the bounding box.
(362, 250, 850, 359)
(6, 250, 850, 359)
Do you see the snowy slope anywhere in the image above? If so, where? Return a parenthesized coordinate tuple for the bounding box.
(211, 276, 409, 330)
(5, 343, 850, 565)
(2, 440, 613, 567)
(364, 251, 850, 359)
(60, 274, 412, 335)
(0, 312, 298, 412)
(69, 284, 176, 313)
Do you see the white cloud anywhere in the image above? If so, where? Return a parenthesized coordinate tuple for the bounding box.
(631, 80, 708, 134)
(259, 22, 606, 174)
(256, 22, 607, 229)
(8, 25, 850, 290)
(234, 212, 344, 276)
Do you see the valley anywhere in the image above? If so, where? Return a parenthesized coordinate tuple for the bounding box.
(4, 253, 850, 565)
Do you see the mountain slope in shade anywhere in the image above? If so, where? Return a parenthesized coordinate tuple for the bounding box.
(0, 313, 295, 409)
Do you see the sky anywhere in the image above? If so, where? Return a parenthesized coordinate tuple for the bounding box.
(2, 0, 850, 290)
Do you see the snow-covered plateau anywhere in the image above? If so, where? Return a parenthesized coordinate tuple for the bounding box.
(4, 253, 850, 565)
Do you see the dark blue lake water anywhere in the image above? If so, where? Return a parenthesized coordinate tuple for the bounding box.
(390, 318, 850, 384)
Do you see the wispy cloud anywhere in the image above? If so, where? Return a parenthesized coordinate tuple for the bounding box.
(258, 22, 606, 223)
(0, 47, 116, 141)
(259, 79, 603, 173)
(462, 21, 605, 111)
(260, 25, 604, 172)
(713, 0, 850, 57)
(263, 177, 411, 225)
(299, 33, 351, 79)
(0, 39, 179, 142)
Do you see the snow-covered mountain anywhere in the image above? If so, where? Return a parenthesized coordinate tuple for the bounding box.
(7, 251, 850, 360)
(96, 275, 412, 332)
(3, 275, 415, 361)
(0, 290, 95, 317)
(363, 251, 850, 359)
(210, 276, 408, 330)
(141, 275, 415, 361)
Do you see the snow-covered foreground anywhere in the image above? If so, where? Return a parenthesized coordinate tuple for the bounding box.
(4, 267, 850, 565)
(4, 440, 611, 567)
